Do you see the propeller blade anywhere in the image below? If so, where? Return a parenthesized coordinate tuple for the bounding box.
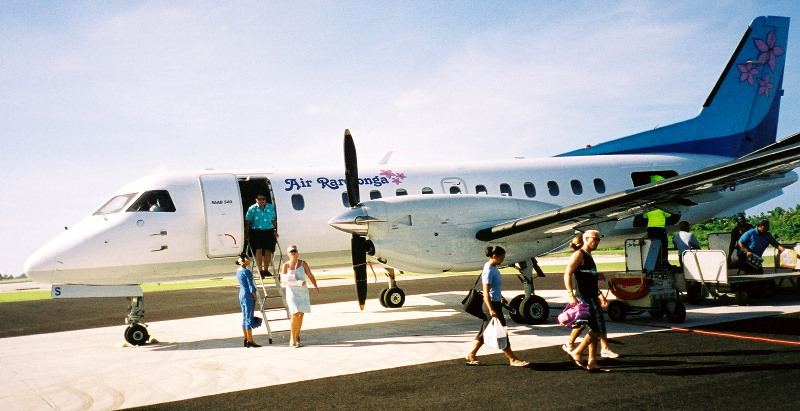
(352, 234, 368, 310)
(344, 129, 360, 207)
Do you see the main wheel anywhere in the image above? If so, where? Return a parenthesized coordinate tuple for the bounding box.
(379, 288, 389, 308)
(508, 294, 525, 324)
(666, 301, 687, 323)
(607, 300, 627, 321)
(519, 295, 549, 325)
(125, 324, 149, 346)
(383, 287, 405, 308)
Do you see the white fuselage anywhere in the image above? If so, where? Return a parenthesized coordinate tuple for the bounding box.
(24, 153, 796, 284)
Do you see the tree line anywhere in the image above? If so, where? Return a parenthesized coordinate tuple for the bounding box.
(691, 206, 800, 247)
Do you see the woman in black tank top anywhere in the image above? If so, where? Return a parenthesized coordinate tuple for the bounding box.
(563, 230, 613, 372)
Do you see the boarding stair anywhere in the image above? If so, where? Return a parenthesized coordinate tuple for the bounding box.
(246, 243, 291, 344)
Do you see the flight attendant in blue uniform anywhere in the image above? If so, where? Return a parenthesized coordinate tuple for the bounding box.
(245, 194, 278, 277)
(237, 256, 261, 348)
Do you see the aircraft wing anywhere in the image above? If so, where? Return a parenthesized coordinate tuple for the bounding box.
(476, 132, 800, 241)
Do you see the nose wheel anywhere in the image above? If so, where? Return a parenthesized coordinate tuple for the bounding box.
(125, 323, 150, 346)
(124, 296, 150, 345)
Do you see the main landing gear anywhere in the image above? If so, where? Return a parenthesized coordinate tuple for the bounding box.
(507, 259, 550, 325)
(379, 267, 406, 308)
(124, 296, 150, 346)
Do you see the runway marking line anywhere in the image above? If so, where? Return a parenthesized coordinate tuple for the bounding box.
(628, 321, 800, 346)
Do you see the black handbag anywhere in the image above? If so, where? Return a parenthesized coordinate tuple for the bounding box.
(461, 275, 487, 320)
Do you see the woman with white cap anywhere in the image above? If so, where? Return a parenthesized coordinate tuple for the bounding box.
(281, 244, 320, 347)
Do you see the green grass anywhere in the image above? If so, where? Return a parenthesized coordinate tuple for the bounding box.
(0, 290, 51, 303)
(0, 256, 681, 304)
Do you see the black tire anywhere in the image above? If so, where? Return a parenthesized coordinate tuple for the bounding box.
(520, 295, 549, 325)
(125, 324, 149, 346)
(383, 287, 405, 308)
(649, 309, 665, 319)
(508, 294, 525, 324)
(379, 288, 389, 308)
(735, 290, 749, 306)
(607, 300, 627, 321)
(686, 282, 704, 305)
(666, 301, 687, 323)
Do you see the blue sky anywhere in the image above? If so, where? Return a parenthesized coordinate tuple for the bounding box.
(2, 1, 800, 275)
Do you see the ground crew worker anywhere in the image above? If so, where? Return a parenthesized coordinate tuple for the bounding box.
(737, 219, 785, 273)
(643, 175, 672, 269)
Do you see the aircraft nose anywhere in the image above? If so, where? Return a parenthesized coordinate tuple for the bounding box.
(24, 242, 57, 283)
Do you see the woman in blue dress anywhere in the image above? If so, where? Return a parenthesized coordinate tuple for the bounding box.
(237, 256, 261, 348)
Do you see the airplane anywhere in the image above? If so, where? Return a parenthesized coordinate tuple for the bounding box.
(24, 16, 800, 346)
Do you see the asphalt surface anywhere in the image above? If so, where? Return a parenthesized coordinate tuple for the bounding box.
(0, 274, 565, 338)
(4, 274, 800, 410)
(134, 313, 800, 411)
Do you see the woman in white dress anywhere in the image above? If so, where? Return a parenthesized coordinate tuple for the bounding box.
(281, 244, 320, 347)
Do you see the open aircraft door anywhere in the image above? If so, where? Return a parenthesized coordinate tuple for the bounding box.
(200, 174, 245, 258)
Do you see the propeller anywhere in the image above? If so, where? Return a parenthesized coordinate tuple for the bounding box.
(343, 129, 368, 310)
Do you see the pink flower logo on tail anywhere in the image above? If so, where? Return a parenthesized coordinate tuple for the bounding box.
(737, 63, 758, 86)
(758, 74, 774, 98)
(754, 30, 785, 72)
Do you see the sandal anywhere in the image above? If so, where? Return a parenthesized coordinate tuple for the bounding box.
(464, 357, 480, 366)
(586, 362, 611, 373)
(568, 352, 585, 370)
(509, 360, 530, 367)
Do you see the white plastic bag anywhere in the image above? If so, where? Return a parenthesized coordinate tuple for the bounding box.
(483, 317, 508, 350)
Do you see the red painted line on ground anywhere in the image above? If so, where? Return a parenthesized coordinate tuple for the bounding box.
(626, 321, 800, 346)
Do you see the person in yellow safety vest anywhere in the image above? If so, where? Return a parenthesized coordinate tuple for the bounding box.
(643, 175, 674, 269)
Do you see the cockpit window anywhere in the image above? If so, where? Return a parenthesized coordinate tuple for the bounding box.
(127, 190, 176, 212)
(94, 193, 137, 216)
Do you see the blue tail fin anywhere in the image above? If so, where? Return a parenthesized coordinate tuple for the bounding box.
(559, 16, 790, 158)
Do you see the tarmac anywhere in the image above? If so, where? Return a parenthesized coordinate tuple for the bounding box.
(2, 276, 800, 410)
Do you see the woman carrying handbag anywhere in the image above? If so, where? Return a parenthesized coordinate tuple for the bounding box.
(465, 246, 530, 367)
(563, 230, 614, 372)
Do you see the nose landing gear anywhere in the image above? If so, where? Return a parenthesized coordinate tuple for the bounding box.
(125, 296, 150, 346)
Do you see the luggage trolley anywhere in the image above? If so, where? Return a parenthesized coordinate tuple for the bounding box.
(682, 232, 800, 306)
(604, 239, 686, 323)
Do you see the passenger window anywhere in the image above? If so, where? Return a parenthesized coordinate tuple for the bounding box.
(570, 180, 583, 195)
(449, 186, 461, 194)
(548, 181, 560, 196)
(396, 189, 408, 196)
(291, 194, 305, 210)
(422, 187, 434, 194)
(500, 183, 512, 196)
(370, 190, 382, 199)
(127, 190, 176, 212)
(524, 182, 536, 198)
(594, 178, 606, 194)
(341, 192, 349, 207)
(475, 185, 487, 194)
(96, 193, 137, 215)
